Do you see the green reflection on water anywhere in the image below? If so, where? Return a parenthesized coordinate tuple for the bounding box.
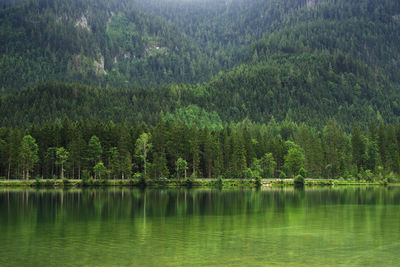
(0, 187, 400, 266)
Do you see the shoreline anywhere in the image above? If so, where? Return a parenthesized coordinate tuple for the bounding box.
(0, 178, 391, 188)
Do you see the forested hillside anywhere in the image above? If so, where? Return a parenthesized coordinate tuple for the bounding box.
(0, 0, 222, 92)
(248, 0, 400, 82)
(0, 0, 315, 93)
(1, 0, 400, 181)
(1, 52, 398, 129)
(1, 0, 400, 128)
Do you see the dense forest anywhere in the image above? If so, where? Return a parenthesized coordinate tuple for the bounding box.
(0, 0, 399, 128)
(0, 0, 225, 92)
(0, 0, 310, 92)
(1, 119, 400, 182)
(1, 0, 400, 180)
(0, 0, 399, 93)
(0, 52, 398, 129)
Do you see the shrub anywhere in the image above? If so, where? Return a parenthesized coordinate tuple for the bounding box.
(255, 176, 262, 187)
(217, 176, 223, 188)
(364, 170, 375, 182)
(45, 179, 56, 187)
(279, 171, 286, 179)
(62, 179, 71, 186)
(244, 168, 254, 179)
(294, 174, 305, 187)
(81, 170, 90, 181)
(127, 178, 135, 186)
(135, 173, 147, 187)
(33, 178, 42, 187)
(184, 177, 194, 188)
(387, 172, 398, 183)
(299, 168, 307, 178)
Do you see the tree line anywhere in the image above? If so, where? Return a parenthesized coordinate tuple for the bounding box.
(1, 118, 400, 182)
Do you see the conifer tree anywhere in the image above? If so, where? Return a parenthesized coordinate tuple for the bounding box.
(56, 147, 69, 179)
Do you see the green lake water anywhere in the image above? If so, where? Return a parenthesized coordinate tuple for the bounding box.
(1, 187, 400, 266)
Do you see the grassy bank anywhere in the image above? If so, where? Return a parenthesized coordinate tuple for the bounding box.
(0, 178, 392, 188)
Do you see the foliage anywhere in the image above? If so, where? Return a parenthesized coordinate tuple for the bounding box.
(93, 161, 107, 180)
(88, 135, 102, 167)
(2, 110, 400, 182)
(135, 132, 152, 177)
(294, 174, 305, 187)
(56, 147, 69, 179)
(164, 105, 223, 131)
(19, 135, 39, 180)
(284, 148, 305, 177)
(299, 167, 307, 178)
(0, 0, 223, 92)
(1, 0, 400, 132)
(261, 153, 276, 178)
(176, 157, 188, 179)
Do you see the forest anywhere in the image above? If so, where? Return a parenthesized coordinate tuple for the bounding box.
(0, 0, 399, 93)
(1, 51, 399, 130)
(1, 0, 400, 182)
(1, 118, 399, 182)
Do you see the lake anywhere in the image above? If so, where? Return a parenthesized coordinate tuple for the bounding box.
(0, 187, 400, 266)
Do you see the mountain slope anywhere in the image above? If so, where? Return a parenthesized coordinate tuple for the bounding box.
(1, 52, 397, 129)
(248, 0, 400, 82)
(0, 0, 220, 92)
(1, 0, 400, 130)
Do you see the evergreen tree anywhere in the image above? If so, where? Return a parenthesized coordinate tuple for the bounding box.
(323, 121, 347, 178)
(176, 157, 188, 179)
(351, 124, 366, 172)
(120, 152, 132, 180)
(151, 152, 169, 179)
(87, 135, 102, 168)
(232, 133, 247, 178)
(68, 130, 85, 179)
(261, 153, 277, 178)
(56, 147, 69, 179)
(6, 129, 21, 179)
(108, 147, 120, 180)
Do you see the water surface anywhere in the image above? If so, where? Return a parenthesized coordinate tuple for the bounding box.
(0, 187, 400, 266)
